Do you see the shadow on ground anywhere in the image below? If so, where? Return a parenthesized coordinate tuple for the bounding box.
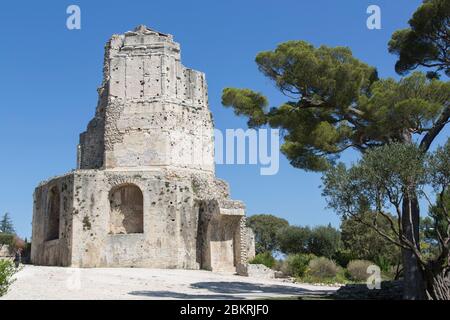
(128, 281, 334, 300)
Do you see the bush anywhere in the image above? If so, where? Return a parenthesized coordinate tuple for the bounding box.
(307, 257, 338, 279)
(281, 254, 316, 277)
(249, 252, 276, 269)
(373, 255, 392, 273)
(0, 260, 16, 296)
(347, 260, 374, 282)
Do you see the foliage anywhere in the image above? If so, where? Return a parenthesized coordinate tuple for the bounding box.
(388, 0, 450, 77)
(280, 253, 316, 277)
(322, 143, 427, 222)
(0, 260, 16, 297)
(427, 143, 450, 250)
(306, 257, 338, 279)
(247, 215, 343, 261)
(222, 44, 449, 172)
(420, 216, 442, 261)
(374, 255, 397, 275)
(332, 248, 354, 268)
(277, 225, 311, 254)
(221, 88, 268, 127)
(249, 252, 276, 269)
(307, 224, 341, 259)
(341, 211, 401, 267)
(384, 264, 404, 281)
(276, 224, 341, 258)
(346, 260, 374, 282)
(356, 73, 449, 149)
(322, 140, 450, 299)
(222, 41, 377, 171)
(247, 214, 289, 254)
(0, 213, 15, 235)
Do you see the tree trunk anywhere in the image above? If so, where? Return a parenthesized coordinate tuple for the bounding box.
(401, 194, 426, 299)
(424, 265, 450, 300)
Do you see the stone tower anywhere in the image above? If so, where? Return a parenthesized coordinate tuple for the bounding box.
(31, 26, 255, 271)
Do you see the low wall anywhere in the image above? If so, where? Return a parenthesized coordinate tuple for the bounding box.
(237, 263, 276, 279)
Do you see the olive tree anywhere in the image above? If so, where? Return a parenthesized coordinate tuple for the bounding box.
(247, 214, 289, 254)
(322, 141, 450, 300)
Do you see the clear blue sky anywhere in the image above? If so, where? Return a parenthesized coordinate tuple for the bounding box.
(1, 0, 447, 238)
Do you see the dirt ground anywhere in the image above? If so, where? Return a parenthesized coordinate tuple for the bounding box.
(1, 265, 339, 300)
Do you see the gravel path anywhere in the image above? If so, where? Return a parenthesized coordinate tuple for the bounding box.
(2, 265, 339, 300)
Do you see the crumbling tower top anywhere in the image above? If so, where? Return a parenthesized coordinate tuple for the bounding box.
(131, 24, 172, 37)
(78, 25, 214, 173)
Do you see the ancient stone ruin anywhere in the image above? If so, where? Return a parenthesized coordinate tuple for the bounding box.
(31, 25, 255, 272)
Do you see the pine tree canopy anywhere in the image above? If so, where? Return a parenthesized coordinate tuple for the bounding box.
(222, 42, 450, 171)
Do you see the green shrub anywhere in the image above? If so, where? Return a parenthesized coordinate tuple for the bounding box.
(335, 265, 349, 284)
(249, 252, 276, 269)
(373, 256, 392, 273)
(281, 254, 316, 277)
(307, 257, 338, 279)
(0, 260, 16, 296)
(347, 260, 374, 282)
(383, 264, 402, 281)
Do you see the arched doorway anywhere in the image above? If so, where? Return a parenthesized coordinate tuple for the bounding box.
(109, 184, 144, 234)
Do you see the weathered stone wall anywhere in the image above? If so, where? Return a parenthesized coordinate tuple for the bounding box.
(78, 109, 105, 169)
(32, 168, 249, 271)
(246, 227, 256, 261)
(78, 25, 214, 173)
(236, 219, 256, 265)
(31, 173, 74, 266)
(196, 200, 245, 272)
(70, 169, 202, 268)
